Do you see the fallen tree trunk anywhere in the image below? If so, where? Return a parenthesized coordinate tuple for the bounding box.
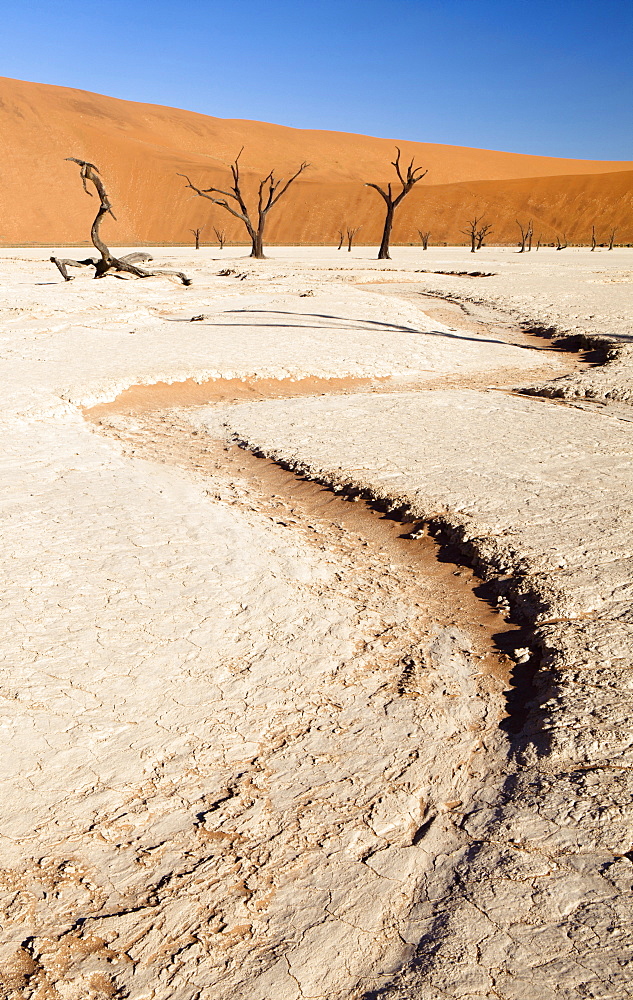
(56, 160, 191, 284)
(50, 252, 154, 282)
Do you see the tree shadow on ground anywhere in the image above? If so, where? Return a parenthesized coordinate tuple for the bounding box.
(216, 308, 519, 348)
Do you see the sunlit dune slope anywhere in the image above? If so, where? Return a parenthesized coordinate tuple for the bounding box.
(1, 75, 631, 245)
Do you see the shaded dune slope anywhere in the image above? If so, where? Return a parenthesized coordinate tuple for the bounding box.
(1, 76, 632, 245)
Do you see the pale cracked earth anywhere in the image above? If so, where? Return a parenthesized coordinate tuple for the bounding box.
(0, 246, 632, 1000)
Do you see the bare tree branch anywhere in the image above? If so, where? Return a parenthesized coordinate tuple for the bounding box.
(365, 148, 428, 259)
(516, 219, 533, 253)
(50, 251, 153, 282)
(59, 159, 191, 284)
(180, 151, 309, 258)
(346, 225, 362, 252)
(461, 215, 485, 253)
(476, 222, 493, 250)
(417, 229, 431, 250)
(189, 226, 204, 250)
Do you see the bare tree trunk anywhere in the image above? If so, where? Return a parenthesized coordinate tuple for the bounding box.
(417, 230, 430, 249)
(213, 227, 226, 249)
(461, 216, 484, 252)
(366, 149, 427, 261)
(346, 226, 361, 251)
(181, 150, 308, 262)
(189, 227, 203, 249)
(58, 159, 191, 284)
(476, 223, 492, 250)
(336, 229, 344, 250)
(378, 204, 395, 259)
(608, 228, 616, 250)
(591, 225, 597, 251)
(517, 219, 532, 252)
(50, 251, 154, 281)
(251, 230, 265, 259)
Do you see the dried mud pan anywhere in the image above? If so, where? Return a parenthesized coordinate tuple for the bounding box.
(193, 386, 633, 998)
(1, 247, 632, 1000)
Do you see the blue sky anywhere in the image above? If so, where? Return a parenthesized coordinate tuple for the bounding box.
(2, 0, 631, 159)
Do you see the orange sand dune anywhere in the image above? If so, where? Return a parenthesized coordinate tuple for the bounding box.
(0, 76, 631, 246)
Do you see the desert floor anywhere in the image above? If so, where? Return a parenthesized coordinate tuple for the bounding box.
(1, 246, 632, 1000)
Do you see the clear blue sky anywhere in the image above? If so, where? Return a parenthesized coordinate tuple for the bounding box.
(2, 0, 631, 159)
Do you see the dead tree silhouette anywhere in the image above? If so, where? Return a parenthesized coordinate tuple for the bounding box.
(417, 230, 431, 250)
(346, 225, 362, 251)
(608, 228, 616, 250)
(214, 227, 227, 249)
(180, 149, 309, 259)
(516, 219, 533, 252)
(51, 159, 191, 284)
(190, 226, 204, 250)
(556, 233, 568, 250)
(366, 148, 427, 259)
(336, 229, 344, 250)
(476, 221, 493, 250)
(461, 215, 485, 252)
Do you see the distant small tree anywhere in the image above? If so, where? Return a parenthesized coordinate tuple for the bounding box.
(336, 228, 344, 250)
(516, 219, 533, 252)
(608, 227, 616, 250)
(180, 148, 309, 259)
(366, 148, 427, 259)
(476, 222, 493, 250)
(214, 227, 227, 250)
(556, 233, 568, 250)
(189, 226, 204, 250)
(591, 224, 597, 251)
(417, 229, 431, 250)
(461, 215, 484, 253)
(346, 225, 362, 251)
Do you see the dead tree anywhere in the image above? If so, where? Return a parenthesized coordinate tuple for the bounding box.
(476, 222, 493, 250)
(336, 229, 344, 250)
(516, 219, 533, 252)
(461, 215, 484, 253)
(55, 159, 191, 284)
(346, 225, 362, 251)
(180, 149, 309, 259)
(417, 229, 431, 250)
(366, 148, 427, 259)
(591, 224, 598, 251)
(214, 227, 227, 249)
(608, 228, 616, 250)
(556, 233, 568, 250)
(51, 251, 154, 281)
(190, 226, 204, 250)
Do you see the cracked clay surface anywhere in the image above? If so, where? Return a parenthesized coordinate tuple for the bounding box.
(1, 246, 632, 999)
